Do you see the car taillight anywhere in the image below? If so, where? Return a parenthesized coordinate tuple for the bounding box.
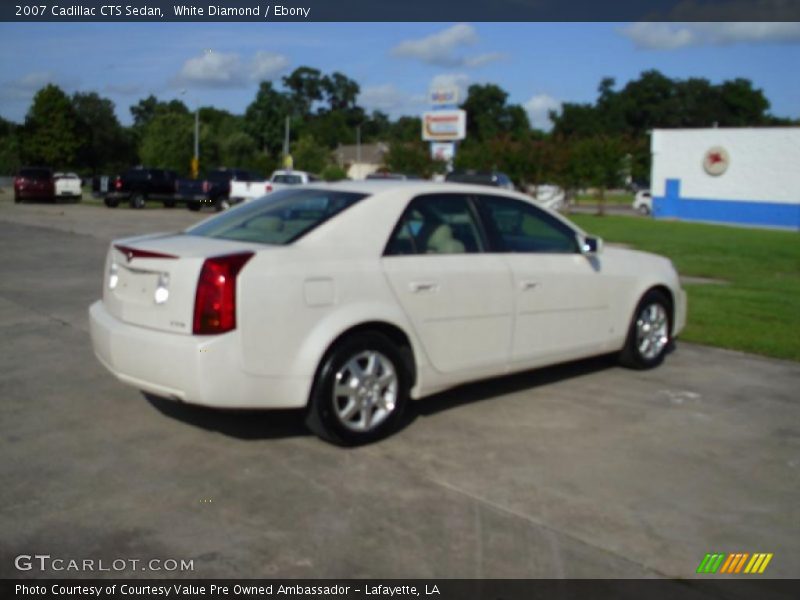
(193, 252, 254, 335)
(202, 181, 210, 194)
(266, 184, 272, 193)
(114, 177, 122, 190)
(14, 177, 24, 188)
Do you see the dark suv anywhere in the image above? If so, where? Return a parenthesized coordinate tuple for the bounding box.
(101, 167, 179, 209)
(14, 167, 54, 203)
(445, 170, 514, 190)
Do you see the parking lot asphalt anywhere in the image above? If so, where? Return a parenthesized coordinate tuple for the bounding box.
(1, 195, 799, 582)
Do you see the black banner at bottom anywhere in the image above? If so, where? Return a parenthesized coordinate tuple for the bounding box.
(4, 579, 800, 600)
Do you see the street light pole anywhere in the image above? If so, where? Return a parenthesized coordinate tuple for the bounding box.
(356, 124, 361, 178)
(182, 89, 200, 179)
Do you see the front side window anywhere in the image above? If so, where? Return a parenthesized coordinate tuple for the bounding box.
(186, 188, 366, 245)
(385, 194, 484, 256)
(477, 195, 578, 254)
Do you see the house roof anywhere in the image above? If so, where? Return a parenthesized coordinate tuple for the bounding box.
(335, 142, 390, 165)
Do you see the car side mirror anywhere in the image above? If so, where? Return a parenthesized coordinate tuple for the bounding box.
(579, 235, 603, 255)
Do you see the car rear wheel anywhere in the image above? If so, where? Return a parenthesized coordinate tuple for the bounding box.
(14, 194, 21, 204)
(619, 290, 672, 369)
(104, 198, 119, 208)
(306, 332, 410, 445)
(214, 198, 231, 212)
(130, 194, 146, 209)
(163, 200, 176, 208)
(637, 204, 651, 216)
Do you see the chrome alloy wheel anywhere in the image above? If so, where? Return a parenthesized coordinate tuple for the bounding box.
(635, 303, 669, 360)
(332, 350, 398, 432)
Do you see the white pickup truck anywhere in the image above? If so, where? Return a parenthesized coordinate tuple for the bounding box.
(229, 170, 320, 204)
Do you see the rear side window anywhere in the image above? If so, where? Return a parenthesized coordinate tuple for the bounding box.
(385, 194, 484, 256)
(476, 195, 578, 254)
(186, 188, 367, 245)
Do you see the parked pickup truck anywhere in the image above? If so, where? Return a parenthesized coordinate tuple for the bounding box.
(176, 168, 261, 212)
(229, 170, 319, 203)
(94, 167, 179, 209)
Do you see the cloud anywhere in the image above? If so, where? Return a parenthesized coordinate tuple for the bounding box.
(524, 93, 561, 131)
(391, 23, 503, 68)
(174, 50, 290, 88)
(251, 51, 291, 81)
(621, 21, 800, 50)
(360, 84, 426, 117)
(0, 71, 80, 103)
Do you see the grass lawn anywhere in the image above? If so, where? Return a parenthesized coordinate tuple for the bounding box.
(569, 214, 800, 362)
(574, 192, 633, 206)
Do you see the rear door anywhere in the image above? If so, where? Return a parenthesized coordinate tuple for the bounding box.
(381, 193, 514, 374)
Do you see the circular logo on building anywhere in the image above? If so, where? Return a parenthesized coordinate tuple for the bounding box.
(703, 146, 730, 176)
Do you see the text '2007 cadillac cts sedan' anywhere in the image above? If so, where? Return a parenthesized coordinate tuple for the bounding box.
(89, 181, 687, 445)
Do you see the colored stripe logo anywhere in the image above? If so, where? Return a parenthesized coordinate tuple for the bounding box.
(697, 553, 773, 574)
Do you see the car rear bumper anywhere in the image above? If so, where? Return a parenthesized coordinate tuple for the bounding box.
(15, 189, 53, 199)
(89, 300, 309, 409)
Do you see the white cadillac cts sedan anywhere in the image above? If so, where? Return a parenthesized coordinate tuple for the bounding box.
(89, 182, 687, 445)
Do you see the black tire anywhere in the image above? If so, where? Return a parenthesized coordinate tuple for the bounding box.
(619, 289, 673, 370)
(214, 197, 231, 212)
(14, 194, 21, 204)
(637, 205, 651, 216)
(104, 197, 119, 208)
(129, 194, 146, 209)
(163, 199, 176, 208)
(306, 332, 410, 446)
(187, 201, 201, 212)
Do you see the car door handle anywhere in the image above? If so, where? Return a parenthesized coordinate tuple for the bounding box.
(520, 280, 539, 291)
(409, 281, 439, 293)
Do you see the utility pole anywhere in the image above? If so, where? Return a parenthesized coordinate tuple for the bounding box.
(356, 124, 362, 179)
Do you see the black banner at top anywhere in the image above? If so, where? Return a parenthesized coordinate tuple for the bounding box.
(3, 0, 800, 22)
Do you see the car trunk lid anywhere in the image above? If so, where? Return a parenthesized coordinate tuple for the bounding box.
(102, 233, 264, 335)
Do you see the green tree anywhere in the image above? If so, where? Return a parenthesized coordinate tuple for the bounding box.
(244, 81, 291, 157)
(0, 117, 22, 174)
(138, 112, 194, 173)
(282, 67, 324, 117)
(22, 84, 82, 167)
(292, 134, 330, 174)
(72, 92, 134, 175)
(386, 141, 443, 177)
(461, 84, 530, 141)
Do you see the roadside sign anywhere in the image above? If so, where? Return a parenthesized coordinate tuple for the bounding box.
(430, 142, 455, 162)
(283, 154, 294, 170)
(430, 87, 459, 107)
(190, 158, 199, 179)
(422, 110, 467, 141)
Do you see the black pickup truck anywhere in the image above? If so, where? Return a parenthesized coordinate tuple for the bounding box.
(175, 168, 261, 212)
(94, 167, 179, 208)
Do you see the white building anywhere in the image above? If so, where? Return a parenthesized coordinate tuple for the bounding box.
(650, 127, 800, 230)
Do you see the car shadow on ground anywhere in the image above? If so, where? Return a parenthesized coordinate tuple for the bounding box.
(409, 353, 619, 420)
(143, 353, 620, 442)
(144, 394, 311, 440)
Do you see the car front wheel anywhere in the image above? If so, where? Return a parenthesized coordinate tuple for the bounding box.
(619, 290, 672, 369)
(306, 332, 410, 445)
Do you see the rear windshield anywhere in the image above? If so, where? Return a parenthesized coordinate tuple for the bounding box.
(19, 168, 51, 180)
(272, 173, 303, 184)
(185, 188, 367, 245)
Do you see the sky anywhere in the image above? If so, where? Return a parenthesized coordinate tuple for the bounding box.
(1, 22, 799, 130)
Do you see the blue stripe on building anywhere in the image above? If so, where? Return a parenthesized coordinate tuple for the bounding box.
(653, 179, 800, 230)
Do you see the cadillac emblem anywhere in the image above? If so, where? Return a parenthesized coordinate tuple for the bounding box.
(703, 146, 730, 176)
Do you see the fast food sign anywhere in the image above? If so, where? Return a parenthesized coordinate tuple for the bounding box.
(422, 110, 467, 141)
